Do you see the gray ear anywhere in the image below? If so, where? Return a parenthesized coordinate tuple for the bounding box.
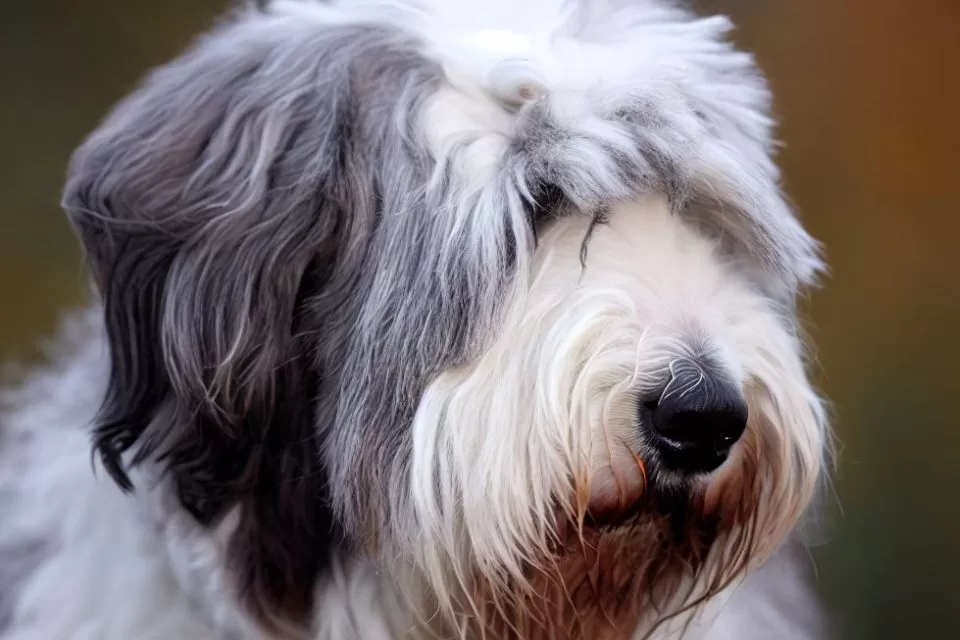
(66, 16, 345, 465)
(60, 10, 413, 629)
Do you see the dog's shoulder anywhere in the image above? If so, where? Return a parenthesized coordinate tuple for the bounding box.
(0, 307, 214, 639)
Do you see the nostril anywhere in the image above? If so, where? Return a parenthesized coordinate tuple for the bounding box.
(639, 371, 748, 474)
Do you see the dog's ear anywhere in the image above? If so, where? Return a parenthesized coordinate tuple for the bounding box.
(61, 12, 356, 627)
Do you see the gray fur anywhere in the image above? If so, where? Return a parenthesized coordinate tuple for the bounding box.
(63, 8, 448, 623)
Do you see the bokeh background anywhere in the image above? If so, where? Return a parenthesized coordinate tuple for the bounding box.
(1, 1, 957, 637)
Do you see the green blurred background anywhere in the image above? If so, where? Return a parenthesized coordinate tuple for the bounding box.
(1, 1, 957, 637)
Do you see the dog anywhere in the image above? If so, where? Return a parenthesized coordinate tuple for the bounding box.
(0, 1, 833, 638)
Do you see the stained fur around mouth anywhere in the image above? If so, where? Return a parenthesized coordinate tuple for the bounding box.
(468, 485, 732, 640)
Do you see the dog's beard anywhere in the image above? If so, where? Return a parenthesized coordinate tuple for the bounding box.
(457, 458, 764, 640)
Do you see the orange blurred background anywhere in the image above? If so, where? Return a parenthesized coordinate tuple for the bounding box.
(2, 1, 958, 637)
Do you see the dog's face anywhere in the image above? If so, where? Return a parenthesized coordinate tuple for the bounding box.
(62, 1, 828, 637)
(412, 195, 826, 638)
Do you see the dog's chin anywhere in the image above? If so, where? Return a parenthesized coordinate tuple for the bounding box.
(470, 471, 740, 640)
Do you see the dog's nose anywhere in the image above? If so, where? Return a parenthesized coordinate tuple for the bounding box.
(639, 364, 748, 475)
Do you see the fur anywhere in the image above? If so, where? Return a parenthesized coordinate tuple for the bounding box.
(1, 1, 831, 638)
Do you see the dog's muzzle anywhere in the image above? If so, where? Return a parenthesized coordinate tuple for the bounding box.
(639, 361, 748, 476)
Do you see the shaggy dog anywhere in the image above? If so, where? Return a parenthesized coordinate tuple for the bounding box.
(0, 1, 832, 638)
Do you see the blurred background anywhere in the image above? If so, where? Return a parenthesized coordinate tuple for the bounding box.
(1, 1, 957, 637)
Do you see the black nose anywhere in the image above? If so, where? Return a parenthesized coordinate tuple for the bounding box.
(639, 365, 748, 475)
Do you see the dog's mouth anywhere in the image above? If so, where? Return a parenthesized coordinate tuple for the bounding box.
(582, 487, 648, 529)
(554, 459, 709, 544)
(584, 481, 704, 531)
(572, 438, 741, 539)
(519, 480, 721, 640)
(579, 419, 747, 531)
(480, 450, 755, 640)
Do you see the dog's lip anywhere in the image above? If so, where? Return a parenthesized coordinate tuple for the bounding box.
(581, 458, 648, 525)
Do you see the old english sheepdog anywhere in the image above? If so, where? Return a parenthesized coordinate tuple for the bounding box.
(0, 0, 833, 638)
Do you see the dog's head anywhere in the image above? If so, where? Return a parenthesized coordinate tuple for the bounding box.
(63, 1, 829, 637)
